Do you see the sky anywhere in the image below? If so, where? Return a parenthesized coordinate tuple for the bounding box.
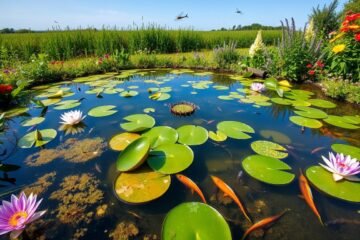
(0, 0, 348, 31)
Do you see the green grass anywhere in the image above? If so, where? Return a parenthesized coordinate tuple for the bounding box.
(0, 27, 280, 61)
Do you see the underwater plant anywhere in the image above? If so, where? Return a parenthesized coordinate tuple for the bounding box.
(0, 192, 46, 239)
(319, 152, 360, 181)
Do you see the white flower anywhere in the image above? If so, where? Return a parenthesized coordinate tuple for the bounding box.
(60, 110, 86, 125)
(250, 83, 266, 92)
(249, 30, 266, 57)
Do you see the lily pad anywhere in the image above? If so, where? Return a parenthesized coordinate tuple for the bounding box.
(217, 121, 255, 139)
(142, 126, 178, 148)
(162, 202, 232, 240)
(120, 114, 155, 132)
(208, 130, 227, 142)
(176, 125, 208, 146)
(147, 144, 194, 174)
(88, 105, 117, 117)
(294, 106, 328, 119)
(306, 166, 360, 202)
(331, 144, 360, 160)
(18, 129, 57, 148)
(259, 130, 291, 144)
(4, 107, 29, 118)
(21, 117, 45, 127)
(271, 98, 293, 105)
(120, 90, 139, 97)
(323, 115, 359, 129)
(114, 167, 171, 204)
(109, 132, 141, 151)
(54, 100, 81, 110)
(289, 116, 323, 129)
(116, 137, 150, 171)
(41, 98, 62, 106)
(251, 140, 288, 159)
(242, 154, 295, 185)
(143, 108, 155, 113)
(308, 99, 336, 109)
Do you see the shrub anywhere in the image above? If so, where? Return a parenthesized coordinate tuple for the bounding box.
(213, 41, 239, 68)
(278, 18, 323, 81)
(321, 78, 360, 103)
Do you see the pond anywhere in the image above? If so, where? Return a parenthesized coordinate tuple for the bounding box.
(0, 69, 360, 240)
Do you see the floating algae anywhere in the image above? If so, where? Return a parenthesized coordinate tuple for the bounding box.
(22, 172, 56, 196)
(50, 173, 104, 225)
(25, 137, 107, 166)
(109, 221, 139, 240)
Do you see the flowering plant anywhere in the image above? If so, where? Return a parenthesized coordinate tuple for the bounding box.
(326, 12, 360, 81)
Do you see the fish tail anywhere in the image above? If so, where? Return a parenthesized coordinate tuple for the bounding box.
(319, 216, 325, 226)
(244, 213, 252, 223)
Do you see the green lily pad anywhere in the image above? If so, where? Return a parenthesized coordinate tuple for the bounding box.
(331, 144, 360, 160)
(151, 92, 171, 101)
(259, 130, 291, 144)
(176, 125, 208, 146)
(120, 90, 138, 97)
(264, 78, 278, 89)
(343, 115, 360, 125)
(242, 154, 295, 185)
(271, 98, 293, 105)
(308, 99, 336, 109)
(21, 117, 45, 127)
(294, 106, 328, 119)
(109, 132, 141, 151)
(41, 98, 62, 106)
(251, 140, 288, 159)
(208, 130, 227, 142)
(18, 129, 57, 148)
(147, 144, 194, 174)
(291, 99, 311, 107)
(54, 100, 81, 110)
(120, 114, 156, 132)
(323, 115, 359, 129)
(306, 166, 360, 202)
(103, 88, 118, 94)
(217, 121, 255, 139)
(142, 126, 178, 148)
(162, 202, 232, 240)
(218, 95, 233, 100)
(143, 108, 155, 113)
(4, 107, 29, 118)
(114, 167, 171, 204)
(88, 105, 117, 117)
(116, 137, 150, 171)
(289, 116, 323, 128)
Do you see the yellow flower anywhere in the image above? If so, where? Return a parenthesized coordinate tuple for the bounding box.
(329, 32, 345, 43)
(332, 44, 346, 54)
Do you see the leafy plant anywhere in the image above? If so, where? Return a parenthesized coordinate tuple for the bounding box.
(213, 41, 239, 68)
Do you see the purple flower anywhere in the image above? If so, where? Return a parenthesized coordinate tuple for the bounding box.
(0, 192, 46, 239)
(319, 152, 360, 182)
(250, 83, 266, 92)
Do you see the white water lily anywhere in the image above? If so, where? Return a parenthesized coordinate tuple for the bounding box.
(60, 110, 86, 125)
(319, 152, 360, 182)
(249, 30, 266, 57)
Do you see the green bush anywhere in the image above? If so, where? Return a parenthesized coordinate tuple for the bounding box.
(213, 41, 240, 68)
(321, 78, 360, 103)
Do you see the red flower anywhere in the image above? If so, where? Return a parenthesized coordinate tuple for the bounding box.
(104, 54, 110, 59)
(308, 70, 315, 76)
(0, 84, 13, 94)
(345, 13, 360, 22)
(316, 61, 325, 68)
(355, 33, 360, 42)
(306, 63, 312, 68)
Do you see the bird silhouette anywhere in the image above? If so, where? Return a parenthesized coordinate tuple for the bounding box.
(175, 12, 189, 21)
(236, 8, 243, 14)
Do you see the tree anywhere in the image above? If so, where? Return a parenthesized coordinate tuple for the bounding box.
(309, 0, 341, 39)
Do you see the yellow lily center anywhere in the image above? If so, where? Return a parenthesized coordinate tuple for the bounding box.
(8, 211, 28, 227)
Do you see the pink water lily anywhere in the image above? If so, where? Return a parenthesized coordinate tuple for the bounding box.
(319, 152, 360, 182)
(0, 192, 46, 239)
(250, 83, 266, 92)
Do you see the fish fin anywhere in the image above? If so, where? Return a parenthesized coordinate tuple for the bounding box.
(298, 195, 304, 199)
(223, 193, 229, 197)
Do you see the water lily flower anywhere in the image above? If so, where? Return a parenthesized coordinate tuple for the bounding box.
(319, 152, 360, 182)
(60, 110, 86, 126)
(0, 192, 46, 239)
(250, 83, 266, 92)
(332, 44, 346, 54)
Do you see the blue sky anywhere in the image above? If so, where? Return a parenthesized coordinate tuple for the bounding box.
(0, 0, 347, 30)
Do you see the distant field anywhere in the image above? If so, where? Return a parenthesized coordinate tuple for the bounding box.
(0, 28, 281, 61)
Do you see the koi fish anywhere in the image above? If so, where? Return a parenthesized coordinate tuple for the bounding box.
(210, 175, 251, 222)
(299, 171, 323, 225)
(311, 147, 326, 154)
(176, 174, 207, 203)
(207, 120, 215, 124)
(241, 209, 289, 240)
(95, 163, 102, 173)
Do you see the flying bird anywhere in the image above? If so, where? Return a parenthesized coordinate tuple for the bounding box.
(54, 20, 59, 24)
(236, 8, 243, 14)
(175, 12, 189, 21)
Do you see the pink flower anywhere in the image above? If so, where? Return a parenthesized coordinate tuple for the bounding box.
(306, 63, 312, 68)
(250, 83, 266, 92)
(308, 70, 315, 76)
(0, 192, 46, 239)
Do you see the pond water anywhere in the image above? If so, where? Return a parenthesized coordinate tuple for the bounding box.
(0, 69, 360, 240)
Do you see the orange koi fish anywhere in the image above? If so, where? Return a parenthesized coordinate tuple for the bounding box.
(176, 174, 207, 203)
(241, 209, 289, 240)
(210, 175, 251, 222)
(299, 171, 323, 225)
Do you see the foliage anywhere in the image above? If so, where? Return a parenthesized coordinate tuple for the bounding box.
(321, 78, 360, 103)
(325, 12, 360, 81)
(342, 0, 360, 17)
(213, 41, 240, 68)
(310, 0, 341, 39)
(278, 18, 323, 81)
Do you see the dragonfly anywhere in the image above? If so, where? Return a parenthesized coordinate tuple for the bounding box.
(175, 12, 189, 20)
(236, 8, 243, 14)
